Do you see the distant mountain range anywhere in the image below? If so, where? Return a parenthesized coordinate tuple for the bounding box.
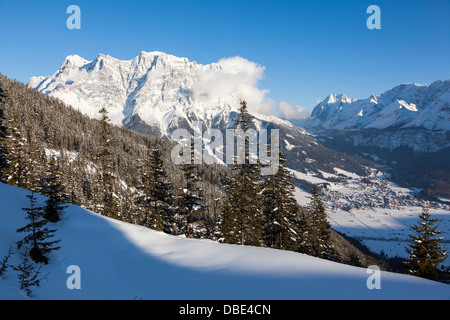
(298, 80, 450, 198)
(300, 80, 450, 152)
(27, 51, 450, 197)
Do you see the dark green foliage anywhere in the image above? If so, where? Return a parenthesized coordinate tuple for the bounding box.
(405, 201, 448, 280)
(221, 101, 263, 246)
(178, 141, 205, 237)
(16, 192, 61, 264)
(261, 151, 300, 251)
(97, 107, 119, 218)
(3, 115, 29, 187)
(0, 87, 8, 181)
(42, 157, 67, 223)
(137, 143, 173, 232)
(299, 185, 335, 259)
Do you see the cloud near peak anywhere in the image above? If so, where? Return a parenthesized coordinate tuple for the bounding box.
(192, 56, 306, 119)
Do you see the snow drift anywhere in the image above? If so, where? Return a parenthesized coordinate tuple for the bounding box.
(0, 183, 449, 300)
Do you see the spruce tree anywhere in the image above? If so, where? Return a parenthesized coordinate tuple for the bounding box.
(16, 192, 61, 264)
(0, 87, 9, 181)
(97, 107, 119, 218)
(221, 101, 263, 246)
(138, 143, 173, 232)
(0, 247, 14, 277)
(178, 141, 205, 237)
(405, 201, 448, 280)
(42, 156, 67, 223)
(261, 151, 300, 251)
(3, 115, 29, 188)
(12, 249, 48, 297)
(302, 185, 334, 259)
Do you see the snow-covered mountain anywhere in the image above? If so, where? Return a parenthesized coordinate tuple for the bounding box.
(28, 51, 376, 176)
(299, 81, 450, 153)
(1, 182, 449, 300)
(28, 51, 293, 138)
(303, 80, 450, 132)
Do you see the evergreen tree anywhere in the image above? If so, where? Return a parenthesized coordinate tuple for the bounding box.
(0, 247, 14, 277)
(261, 151, 300, 251)
(178, 141, 205, 237)
(41, 156, 67, 223)
(221, 101, 263, 246)
(24, 130, 46, 192)
(405, 201, 448, 280)
(16, 192, 61, 264)
(138, 143, 173, 232)
(0, 87, 9, 181)
(3, 115, 29, 188)
(97, 107, 119, 218)
(301, 185, 334, 259)
(12, 249, 48, 297)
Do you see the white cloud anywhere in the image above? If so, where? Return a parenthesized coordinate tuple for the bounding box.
(278, 101, 310, 120)
(192, 56, 274, 116)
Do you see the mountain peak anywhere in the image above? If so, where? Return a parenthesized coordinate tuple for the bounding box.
(303, 80, 450, 133)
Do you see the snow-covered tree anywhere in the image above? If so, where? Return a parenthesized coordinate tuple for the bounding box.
(261, 151, 300, 251)
(299, 185, 334, 259)
(405, 201, 448, 280)
(137, 143, 173, 232)
(3, 115, 29, 188)
(0, 87, 8, 181)
(221, 101, 263, 246)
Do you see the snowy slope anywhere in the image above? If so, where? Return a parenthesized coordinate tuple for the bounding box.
(1, 183, 449, 300)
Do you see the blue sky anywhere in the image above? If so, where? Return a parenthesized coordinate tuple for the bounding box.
(0, 0, 449, 112)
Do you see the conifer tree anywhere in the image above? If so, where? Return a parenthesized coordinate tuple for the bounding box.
(4, 115, 29, 188)
(0, 87, 9, 181)
(16, 192, 61, 264)
(405, 201, 448, 280)
(178, 141, 205, 237)
(221, 101, 263, 246)
(24, 130, 46, 192)
(261, 151, 300, 251)
(138, 143, 173, 232)
(97, 107, 119, 218)
(0, 247, 14, 277)
(301, 185, 334, 259)
(41, 156, 67, 223)
(12, 249, 48, 297)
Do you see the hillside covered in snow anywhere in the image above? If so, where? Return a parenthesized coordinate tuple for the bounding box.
(1, 183, 449, 300)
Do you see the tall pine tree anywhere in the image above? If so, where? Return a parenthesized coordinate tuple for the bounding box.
(137, 143, 173, 232)
(3, 115, 29, 188)
(221, 101, 263, 246)
(97, 107, 119, 218)
(405, 201, 448, 280)
(178, 141, 205, 237)
(261, 151, 300, 251)
(300, 185, 334, 259)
